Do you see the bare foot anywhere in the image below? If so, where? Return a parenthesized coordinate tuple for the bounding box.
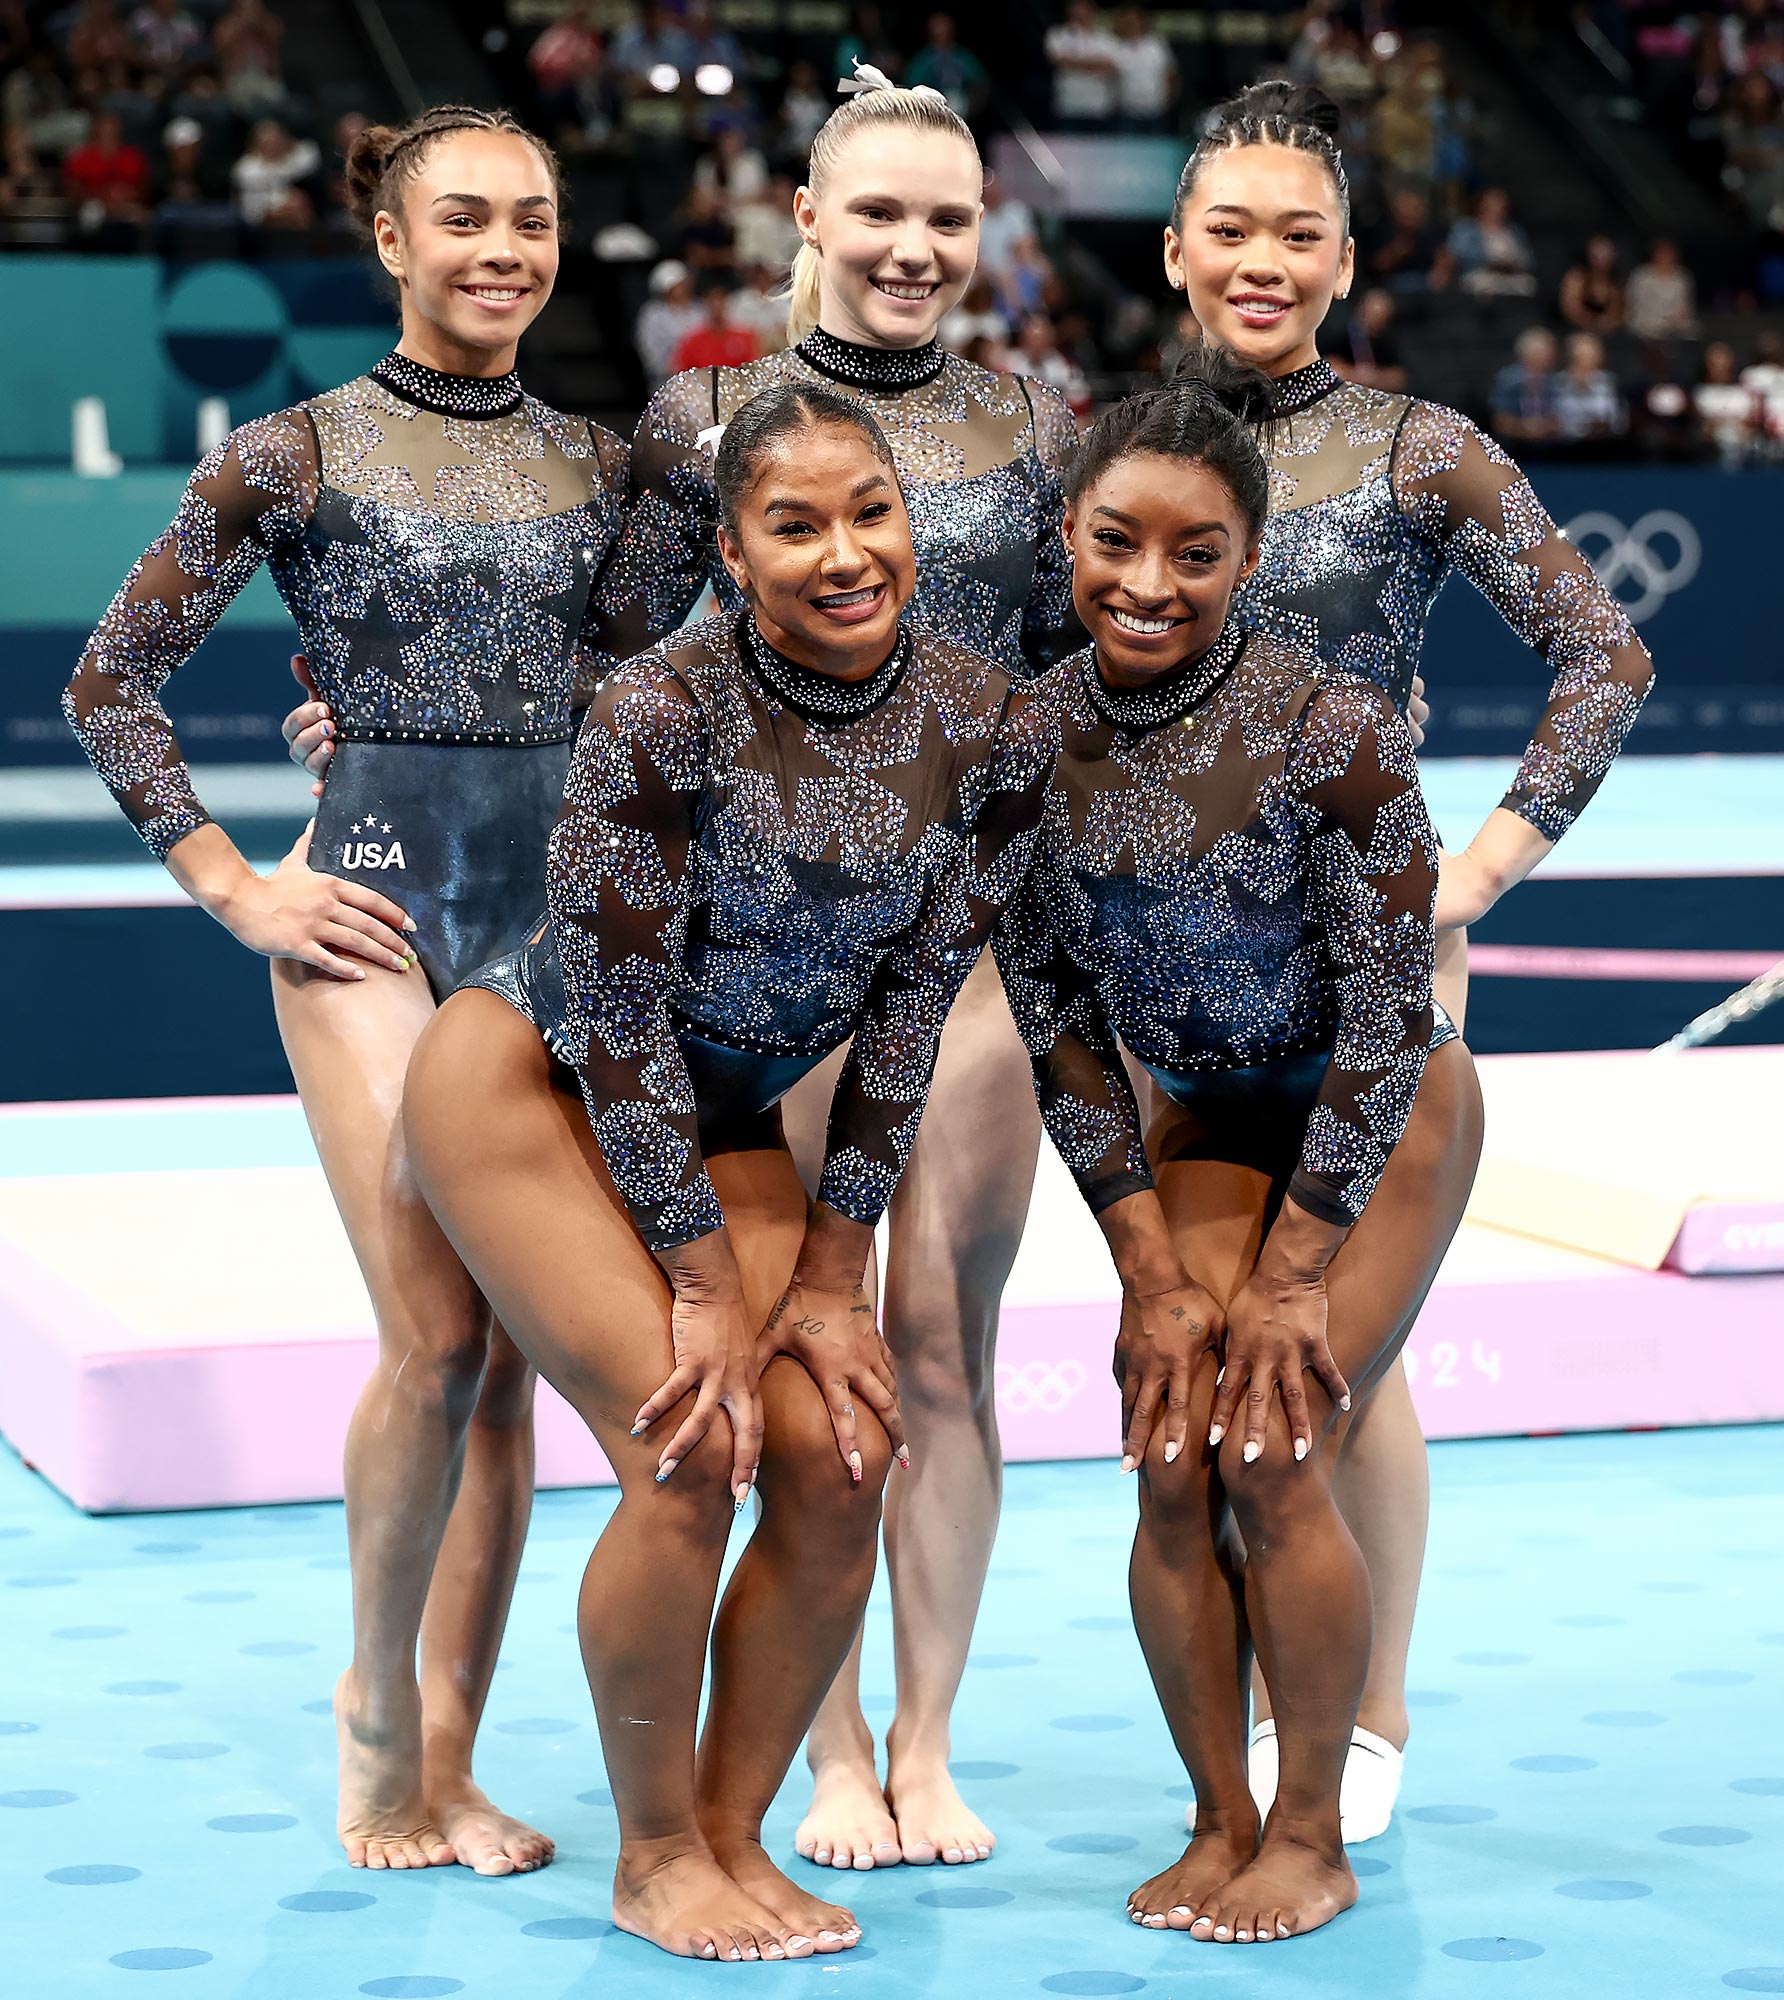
(1189, 1832, 1356, 1943)
(884, 1750, 995, 1866)
(1126, 1826, 1260, 1931)
(335, 1669, 455, 1871)
(611, 1845, 814, 1961)
(709, 1833, 862, 1953)
(794, 1756, 901, 1871)
(429, 1774, 554, 1876)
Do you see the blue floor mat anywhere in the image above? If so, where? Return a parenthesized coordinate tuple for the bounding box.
(2, 1429, 1780, 1999)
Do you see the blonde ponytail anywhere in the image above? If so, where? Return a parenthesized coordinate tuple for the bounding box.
(783, 64, 981, 342)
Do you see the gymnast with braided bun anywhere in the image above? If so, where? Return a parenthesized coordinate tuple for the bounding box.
(1159, 79, 1655, 1838)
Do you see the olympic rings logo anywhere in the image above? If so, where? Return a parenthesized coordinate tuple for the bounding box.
(995, 1359, 1089, 1414)
(1562, 509, 1701, 624)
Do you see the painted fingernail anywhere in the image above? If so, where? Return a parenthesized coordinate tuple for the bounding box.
(655, 1461, 676, 1483)
(1120, 1453, 1136, 1474)
(1216, 1367, 1225, 1385)
(404, 917, 418, 933)
(847, 1450, 863, 1483)
(1243, 1440, 1261, 1463)
(630, 1421, 646, 1436)
(1164, 1440, 1180, 1464)
(1340, 1394, 1352, 1410)
(1294, 1437, 1308, 1461)
(1208, 1424, 1225, 1446)
(896, 1446, 911, 1469)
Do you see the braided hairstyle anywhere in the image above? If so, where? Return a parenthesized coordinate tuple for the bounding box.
(344, 104, 563, 237)
(715, 380, 899, 534)
(1172, 79, 1351, 234)
(1066, 344, 1277, 540)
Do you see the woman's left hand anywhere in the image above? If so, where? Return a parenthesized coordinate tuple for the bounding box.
(1433, 843, 1506, 932)
(759, 1279, 907, 1483)
(1208, 1268, 1350, 1466)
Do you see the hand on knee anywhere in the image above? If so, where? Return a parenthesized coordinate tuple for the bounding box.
(1218, 1412, 1328, 1528)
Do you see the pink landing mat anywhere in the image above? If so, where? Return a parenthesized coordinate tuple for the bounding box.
(1, 1049, 1781, 1512)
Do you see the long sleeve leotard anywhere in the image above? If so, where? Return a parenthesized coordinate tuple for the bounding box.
(474, 611, 1057, 1250)
(1242, 358, 1654, 842)
(591, 326, 1078, 679)
(995, 623, 1438, 1229)
(64, 351, 630, 862)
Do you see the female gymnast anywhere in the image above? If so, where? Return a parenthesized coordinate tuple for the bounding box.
(995, 355, 1483, 1941)
(1161, 81, 1656, 1833)
(63, 106, 628, 1875)
(400, 380, 1055, 1960)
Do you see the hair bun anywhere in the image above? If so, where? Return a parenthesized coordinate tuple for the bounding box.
(344, 123, 402, 232)
(1213, 78, 1343, 142)
(1167, 341, 1279, 433)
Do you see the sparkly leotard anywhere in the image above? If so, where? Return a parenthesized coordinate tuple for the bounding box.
(994, 624, 1445, 1228)
(593, 327, 1078, 677)
(64, 352, 629, 993)
(469, 611, 1056, 1250)
(1243, 358, 1654, 842)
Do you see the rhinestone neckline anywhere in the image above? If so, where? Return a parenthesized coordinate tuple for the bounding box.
(739, 611, 912, 724)
(371, 351, 525, 419)
(1269, 356, 1342, 417)
(796, 326, 947, 392)
(1082, 619, 1247, 731)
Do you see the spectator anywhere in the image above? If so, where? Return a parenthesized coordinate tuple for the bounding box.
(636, 258, 703, 384)
(1559, 234, 1624, 336)
(1491, 325, 1560, 444)
(940, 275, 1007, 352)
(65, 0, 132, 73)
(530, 1, 604, 123)
(693, 123, 768, 202)
(1553, 330, 1626, 443)
(1722, 71, 1784, 227)
(63, 107, 149, 216)
(1333, 287, 1407, 392)
(675, 181, 737, 281)
(1446, 185, 1537, 298)
(1370, 185, 1443, 295)
(683, 0, 748, 111)
(131, 0, 203, 73)
(1625, 236, 1698, 340)
(320, 110, 368, 223)
(995, 231, 1055, 324)
(733, 174, 801, 273)
(1633, 344, 1703, 462)
(1370, 56, 1436, 184)
(154, 111, 222, 201)
(1108, 5, 1177, 133)
(0, 122, 62, 226)
(670, 281, 759, 371)
(1008, 310, 1089, 411)
(211, 0, 285, 114)
(1741, 328, 1784, 441)
(905, 13, 988, 121)
(836, 4, 901, 85)
(977, 175, 1036, 285)
(1695, 340, 1758, 462)
(1045, 0, 1121, 128)
(231, 115, 317, 227)
(778, 59, 830, 159)
(611, 3, 694, 97)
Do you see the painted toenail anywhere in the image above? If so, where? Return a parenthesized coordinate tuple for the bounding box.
(789, 1937, 812, 1949)
(1215, 1926, 1230, 1938)
(1236, 1929, 1251, 1940)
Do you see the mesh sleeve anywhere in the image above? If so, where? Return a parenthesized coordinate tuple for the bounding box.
(545, 657, 723, 1251)
(61, 411, 318, 861)
(588, 369, 722, 670)
(1018, 375, 1081, 673)
(816, 681, 1057, 1222)
(1392, 401, 1655, 841)
(571, 421, 632, 713)
(1283, 678, 1439, 1226)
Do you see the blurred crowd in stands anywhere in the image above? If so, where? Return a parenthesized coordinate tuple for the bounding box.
(7, 0, 1784, 463)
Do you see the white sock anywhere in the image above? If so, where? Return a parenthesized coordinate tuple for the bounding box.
(1183, 1720, 1403, 1843)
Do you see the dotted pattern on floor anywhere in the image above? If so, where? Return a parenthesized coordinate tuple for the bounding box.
(2, 1427, 1780, 1998)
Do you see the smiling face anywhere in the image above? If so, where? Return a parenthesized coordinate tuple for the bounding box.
(375, 128, 559, 375)
(717, 421, 917, 677)
(796, 124, 980, 349)
(1164, 144, 1353, 377)
(1065, 453, 1259, 687)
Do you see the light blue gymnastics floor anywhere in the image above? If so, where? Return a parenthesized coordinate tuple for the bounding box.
(2, 1428, 1781, 2000)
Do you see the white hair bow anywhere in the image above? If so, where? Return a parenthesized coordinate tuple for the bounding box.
(837, 57, 948, 106)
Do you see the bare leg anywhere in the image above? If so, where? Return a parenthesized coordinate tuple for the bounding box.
(700, 1353, 893, 1948)
(418, 1324, 553, 1873)
(406, 993, 823, 1961)
(274, 958, 509, 1871)
(878, 955, 1040, 1866)
(1193, 1043, 1483, 1944)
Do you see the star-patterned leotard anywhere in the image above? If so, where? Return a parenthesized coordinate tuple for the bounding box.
(64, 351, 629, 993)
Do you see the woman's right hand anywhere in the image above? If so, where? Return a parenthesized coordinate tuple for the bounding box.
(280, 652, 333, 796)
(219, 825, 416, 980)
(630, 1279, 763, 1507)
(1113, 1277, 1225, 1473)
